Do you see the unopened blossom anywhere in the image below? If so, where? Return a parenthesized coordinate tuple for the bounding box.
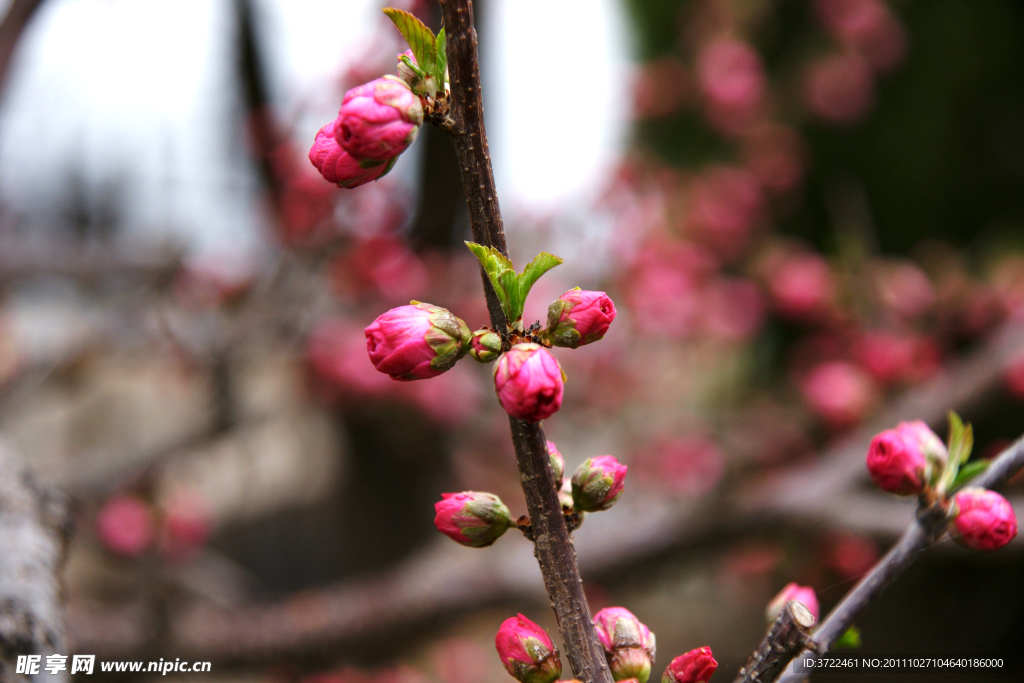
(593, 607, 656, 683)
(546, 289, 617, 348)
(572, 456, 627, 512)
(766, 583, 819, 622)
(866, 427, 929, 495)
(547, 441, 565, 482)
(950, 488, 1018, 551)
(469, 329, 502, 363)
(495, 614, 562, 683)
(365, 303, 471, 381)
(309, 121, 396, 188)
(336, 76, 423, 161)
(96, 495, 154, 558)
(434, 492, 513, 548)
(493, 344, 565, 422)
(662, 647, 717, 683)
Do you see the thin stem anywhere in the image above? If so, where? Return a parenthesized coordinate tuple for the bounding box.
(773, 434, 1024, 683)
(437, 2, 613, 682)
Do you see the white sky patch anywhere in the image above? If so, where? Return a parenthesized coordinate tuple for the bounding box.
(483, 0, 631, 215)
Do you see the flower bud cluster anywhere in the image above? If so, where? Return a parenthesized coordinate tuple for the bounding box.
(309, 56, 424, 188)
(865, 417, 1018, 552)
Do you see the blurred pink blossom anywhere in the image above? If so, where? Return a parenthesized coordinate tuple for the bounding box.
(700, 277, 766, 342)
(800, 361, 876, 428)
(1004, 352, 1024, 399)
(308, 319, 393, 400)
(638, 436, 725, 496)
(696, 38, 767, 135)
(854, 330, 940, 385)
(160, 489, 212, 561)
(822, 532, 879, 578)
(766, 251, 836, 321)
(633, 57, 691, 119)
(874, 261, 936, 319)
(815, 0, 906, 72)
(743, 124, 805, 192)
(334, 238, 429, 302)
(96, 495, 154, 558)
(804, 53, 875, 124)
(687, 166, 763, 258)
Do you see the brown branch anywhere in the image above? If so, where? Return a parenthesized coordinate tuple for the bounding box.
(733, 602, 816, 683)
(773, 435, 1024, 683)
(437, 3, 611, 682)
(0, 443, 71, 683)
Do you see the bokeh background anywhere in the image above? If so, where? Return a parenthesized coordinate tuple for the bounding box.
(0, 0, 1022, 681)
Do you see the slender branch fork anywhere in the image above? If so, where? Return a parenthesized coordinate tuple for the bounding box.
(765, 435, 1024, 683)
(436, 2, 613, 682)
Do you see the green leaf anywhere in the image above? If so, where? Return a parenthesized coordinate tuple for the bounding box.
(383, 8, 437, 78)
(833, 626, 862, 650)
(434, 28, 448, 87)
(466, 241, 515, 320)
(464, 243, 564, 329)
(938, 411, 974, 495)
(951, 459, 990, 492)
(516, 252, 563, 316)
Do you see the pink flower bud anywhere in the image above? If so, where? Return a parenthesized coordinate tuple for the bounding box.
(593, 607, 656, 683)
(493, 344, 565, 422)
(950, 488, 1018, 551)
(433, 492, 513, 548)
(894, 420, 947, 463)
(766, 583, 819, 623)
(662, 647, 717, 683)
(546, 289, 617, 348)
(308, 121, 396, 188)
(572, 455, 627, 512)
(495, 614, 562, 683)
(469, 329, 502, 363)
(547, 441, 565, 482)
(96, 495, 154, 557)
(365, 303, 471, 381)
(336, 77, 423, 161)
(866, 428, 928, 495)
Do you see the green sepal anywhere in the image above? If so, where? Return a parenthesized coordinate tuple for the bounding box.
(950, 459, 990, 493)
(464, 242, 563, 329)
(938, 411, 974, 496)
(833, 626, 862, 650)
